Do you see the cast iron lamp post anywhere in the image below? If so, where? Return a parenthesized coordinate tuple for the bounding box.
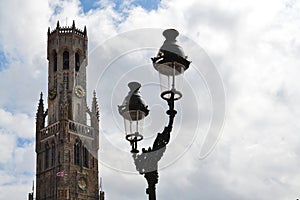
(118, 29, 190, 200)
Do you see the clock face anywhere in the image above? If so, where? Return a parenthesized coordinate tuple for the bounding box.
(75, 85, 85, 98)
(48, 88, 57, 100)
(78, 177, 87, 190)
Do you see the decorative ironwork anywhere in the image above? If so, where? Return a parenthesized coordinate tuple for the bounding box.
(118, 29, 190, 200)
(132, 91, 177, 200)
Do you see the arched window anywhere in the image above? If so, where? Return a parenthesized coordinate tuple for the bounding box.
(51, 142, 56, 167)
(63, 50, 69, 69)
(75, 53, 80, 72)
(58, 151, 61, 164)
(53, 51, 57, 72)
(74, 141, 80, 165)
(86, 113, 91, 126)
(83, 146, 89, 168)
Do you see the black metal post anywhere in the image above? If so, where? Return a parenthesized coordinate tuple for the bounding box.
(133, 90, 177, 200)
(145, 171, 158, 200)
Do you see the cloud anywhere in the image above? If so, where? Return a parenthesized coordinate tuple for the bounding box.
(0, 129, 35, 199)
(0, 109, 35, 138)
(0, 109, 35, 175)
(0, 177, 33, 199)
(0, 130, 16, 165)
(0, 0, 49, 114)
(1, 0, 300, 199)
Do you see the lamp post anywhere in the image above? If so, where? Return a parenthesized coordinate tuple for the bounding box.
(118, 29, 190, 200)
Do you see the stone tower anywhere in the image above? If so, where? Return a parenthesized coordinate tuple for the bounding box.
(34, 20, 101, 199)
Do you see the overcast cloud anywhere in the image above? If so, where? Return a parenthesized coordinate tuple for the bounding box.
(0, 0, 300, 199)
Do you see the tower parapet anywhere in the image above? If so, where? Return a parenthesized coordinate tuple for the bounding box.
(48, 20, 87, 38)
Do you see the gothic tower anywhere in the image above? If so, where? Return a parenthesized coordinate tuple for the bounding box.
(35, 21, 100, 199)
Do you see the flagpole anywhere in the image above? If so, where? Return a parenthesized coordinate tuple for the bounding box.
(99, 177, 105, 200)
(100, 177, 102, 191)
(32, 180, 34, 199)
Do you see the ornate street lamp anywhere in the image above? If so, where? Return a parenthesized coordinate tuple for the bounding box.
(152, 29, 190, 101)
(118, 29, 190, 200)
(118, 82, 149, 153)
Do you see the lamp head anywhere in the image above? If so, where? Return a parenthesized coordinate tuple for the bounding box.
(118, 82, 149, 121)
(151, 29, 191, 100)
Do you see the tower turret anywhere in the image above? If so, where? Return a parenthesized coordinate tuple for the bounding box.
(36, 92, 46, 152)
(91, 91, 100, 128)
(91, 91, 100, 152)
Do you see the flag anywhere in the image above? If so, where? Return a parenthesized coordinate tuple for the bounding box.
(56, 171, 64, 177)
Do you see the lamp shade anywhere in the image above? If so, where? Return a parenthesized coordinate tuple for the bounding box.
(152, 29, 191, 100)
(118, 82, 149, 145)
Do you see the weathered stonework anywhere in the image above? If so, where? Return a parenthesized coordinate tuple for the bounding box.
(34, 21, 101, 200)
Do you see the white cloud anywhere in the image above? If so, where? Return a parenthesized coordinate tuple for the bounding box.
(0, 178, 33, 199)
(1, 0, 300, 199)
(0, 109, 35, 138)
(0, 130, 16, 164)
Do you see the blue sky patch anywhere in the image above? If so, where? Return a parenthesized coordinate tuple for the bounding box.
(80, 0, 99, 13)
(80, 0, 161, 13)
(17, 138, 33, 148)
(0, 51, 9, 71)
(133, 0, 161, 10)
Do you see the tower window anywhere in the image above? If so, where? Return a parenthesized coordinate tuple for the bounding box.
(75, 53, 80, 72)
(63, 51, 69, 70)
(51, 142, 56, 167)
(53, 51, 57, 72)
(83, 146, 89, 168)
(58, 151, 61, 164)
(74, 141, 80, 165)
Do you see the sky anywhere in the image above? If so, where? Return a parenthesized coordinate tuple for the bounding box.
(0, 0, 300, 199)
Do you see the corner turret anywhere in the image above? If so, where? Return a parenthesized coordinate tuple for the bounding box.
(92, 91, 100, 122)
(35, 92, 47, 152)
(91, 91, 100, 151)
(84, 26, 87, 36)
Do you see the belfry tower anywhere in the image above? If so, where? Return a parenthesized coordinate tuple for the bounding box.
(34, 21, 101, 199)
